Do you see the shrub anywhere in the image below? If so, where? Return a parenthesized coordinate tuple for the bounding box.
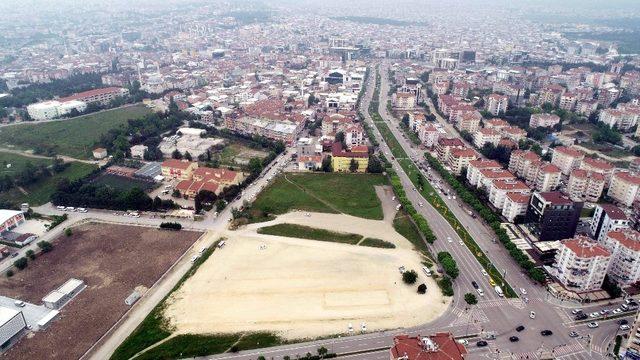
(464, 293, 478, 305)
(159, 222, 182, 230)
(65, 228, 72, 237)
(402, 270, 418, 285)
(6, 270, 13, 277)
(417, 283, 427, 294)
(438, 276, 454, 296)
(26, 249, 35, 260)
(14, 257, 28, 270)
(37, 241, 53, 252)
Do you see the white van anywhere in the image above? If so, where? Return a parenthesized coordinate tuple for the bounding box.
(421, 266, 432, 277)
(14, 300, 25, 307)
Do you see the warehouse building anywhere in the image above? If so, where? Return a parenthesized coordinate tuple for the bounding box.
(0, 307, 26, 349)
(42, 278, 85, 310)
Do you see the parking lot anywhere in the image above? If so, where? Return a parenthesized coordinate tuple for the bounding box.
(0, 295, 54, 330)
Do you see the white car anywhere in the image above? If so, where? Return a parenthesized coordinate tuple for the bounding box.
(529, 311, 536, 319)
(587, 322, 599, 328)
(419, 202, 424, 207)
(190, 255, 200, 263)
(620, 324, 631, 331)
(613, 308, 622, 314)
(520, 288, 527, 295)
(589, 312, 600, 318)
(447, 237, 452, 243)
(476, 288, 484, 297)
(571, 309, 583, 315)
(481, 269, 488, 277)
(56, 206, 65, 210)
(457, 339, 468, 345)
(458, 240, 464, 246)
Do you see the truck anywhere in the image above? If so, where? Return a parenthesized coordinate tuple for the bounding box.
(494, 285, 504, 297)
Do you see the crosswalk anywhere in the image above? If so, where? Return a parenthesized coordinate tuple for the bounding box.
(474, 298, 529, 310)
(449, 307, 489, 326)
(507, 342, 585, 359)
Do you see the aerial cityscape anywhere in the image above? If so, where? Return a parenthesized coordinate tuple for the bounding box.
(1, 0, 640, 359)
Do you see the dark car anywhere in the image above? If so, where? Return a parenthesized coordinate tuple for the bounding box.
(509, 336, 519, 342)
(472, 281, 479, 289)
(516, 325, 525, 332)
(619, 319, 629, 325)
(575, 313, 588, 321)
(476, 340, 488, 347)
(541, 330, 553, 336)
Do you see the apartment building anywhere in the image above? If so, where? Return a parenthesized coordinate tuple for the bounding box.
(477, 169, 517, 191)
(456, 111, 482, 134)
(501, 126, 527, 142)
(447, 148, 478, 176)
(502, 192, 531, 223)
(473, 128, 501, 148)
(551, 146, 584, 176)
(485, 94, 509, 116)
(59, 87, 129, 106)
(625, 312, 640, 358)
(567, 169, 606, 203)
(488, 179, 530, 210)
(529, 113, 560, 128)
(527, 191, 583, 241)
(484, 118, 510, 130)
(417, 123, 440, 148)
(534, 164, 561, 192)
(580, 157, 615, 186)
(435, 138, 465, 162)
(608, 171, 640, 207)
(393, 92, 416, 110)
(601, 230, 640, 287)
(553, 236, 611, 293)
(509, 150, 541, 178)
(559, 93, 578, 112)
(466, 159, 503, 187)
(590, 204, 630, 243)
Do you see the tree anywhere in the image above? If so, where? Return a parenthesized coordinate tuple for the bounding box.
(248, 157, 264, 175)
(401, 113, 410, 127)
(13, 257, 28, 270)
(37, 241, 53, 252)
(26, 249, 35, 260)
(321, 156, 332, 172)
(366, 155, 383, 173)
(349, 158, 358, 172)
(172, 149, 182, 159)
(257, 356, 266, 360)
(334, 131, 345, 145)
(464, 293, 478, 305)
(65, 228, 73, 237)
(417, 283, 427, 294)
(317, 346, 328, 358)
(633, 145, 640, 156)
(402, 270, 418, 285)
(6, 270, 13, 278)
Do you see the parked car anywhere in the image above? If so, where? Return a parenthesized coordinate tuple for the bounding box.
(476, 288, 484, 296)
(471, 281, 479, 289)
(620, 324, 631, 331)
(587, 322, 599, 329)
(571, 308, 583, 315)
(509, 336, 519, 342)
(14, 300, 25, 307)
(457, 339, 468, 345)
(540, 330, 553, 336)
(476, 341, 488, 347)
(613, 308, 622, 314)
(619, 319, 629, 325)
(516, 325, 525, 332)
(589, 312, 600, 318)
(530, 311, 536, 319)
(569, 331, 579, 338)
(520, 288, 527, 295)
(575, 313, 588, 320)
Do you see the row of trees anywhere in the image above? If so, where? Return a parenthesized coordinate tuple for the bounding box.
(0, 158, 68, 193)
(0, 73, 104, 109)
(437, 251, 460, 279)
(425, 153, 546, 283)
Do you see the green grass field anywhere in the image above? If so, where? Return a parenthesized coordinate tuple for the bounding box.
(253, 173, 387, 220)
(0, 162, 96, 206)
(360, 238, 396, 249)
(0, 105, 151, 159)
(393, 211, 428, 254)
(0, 152, 53, 178)
(92, 173, 156, 191)
(258, 223, 362, 244)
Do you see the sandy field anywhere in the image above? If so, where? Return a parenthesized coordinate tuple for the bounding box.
(164, 208, 450, 340)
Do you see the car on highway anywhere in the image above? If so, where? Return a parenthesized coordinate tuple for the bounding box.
(540, 330, 553, 336)
(476, 340, 488, 347)
(458, 240, 464, 246)
(530, 311, 536, 319)
(509, 336, 519, 342)
(589, 312, 600, 318)
(569, 331, 579, 338)
(621, 324, 631, 331)
(516, 325, 525, 332)
(587, 322, 599, 328)
(520, 288, 527, 295)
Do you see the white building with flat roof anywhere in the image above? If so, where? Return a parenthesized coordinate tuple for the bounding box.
(0, 307, 26, 348)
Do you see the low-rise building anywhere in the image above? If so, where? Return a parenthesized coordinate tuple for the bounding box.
(92, 148, 108, 160)
(553, 236, 611, 293)
(389, 333, 467, 360)
(608, 171, 640, 207)
(590, 204, 630, 243)
(551, 146, 584, 176)
(0, 210, 25, 234)
(0, 307, 27, 349)
(331, 142, 368, 172)
(567, 169, 605, 203)
(130, 144, 148, 159)
(161, 159, 199, 180)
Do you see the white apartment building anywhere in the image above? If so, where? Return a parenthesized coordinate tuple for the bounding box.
(456, 111, 482, 134)
(602, 230, 640, 287)
(529, 113, 560, 128)
(447, 148, 477, 176)
(501, 126, 527, 142)
(417, 123, 440, 148)
(477, 169, 516, 191)
(551, 146, 584, 176)
(590, 204, 630, 243)
(502, 192, 531, 223)
(553, 236, 611, 293)
(488, 179, 530, 210)
(608, 171, 640, 207)
(580, 157, 615, 186)
(473, 128, 501, 148)
(485, 94, 509, 116)
(508, 150, 541, 178)
(393, 92, 416, 110)
(567, 169, 606, 203)
(27, 100, 87, 120)
(466, 159, 503, 187)
(534, 163, 562, 192)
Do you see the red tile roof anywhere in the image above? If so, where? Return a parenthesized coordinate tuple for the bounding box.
(563, 237, 611, 258)
(492, 179, 530, 191)
(538, 191, 574, 205)
(162, 159, 196, 170)
(607, 230, 640, 252)
(469, 159, 502, 169)
(554, 146, 584, 158)
(506, 192, 531, 203)
(193, 167, 239, 183)
(613, 171, 640, 185)
(390, 333, 467, 360)
(598, 204, 628, 220)
(331, 142, 368, 158)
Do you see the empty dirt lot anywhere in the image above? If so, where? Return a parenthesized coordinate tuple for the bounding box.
(0, 223, 202, 360)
